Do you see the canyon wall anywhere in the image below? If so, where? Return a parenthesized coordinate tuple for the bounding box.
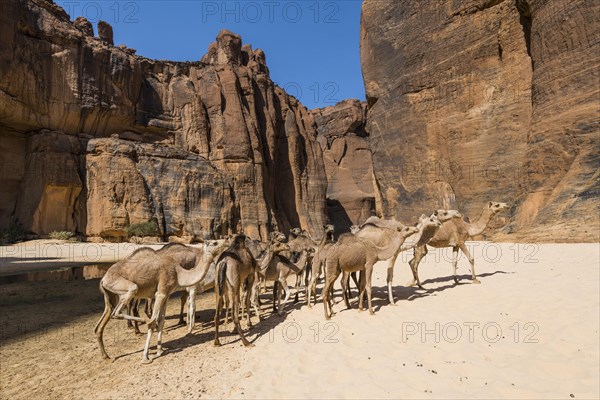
(0, 0, 328, 241)
(361, 0, 599, 240)
(312, 99, 378, 235)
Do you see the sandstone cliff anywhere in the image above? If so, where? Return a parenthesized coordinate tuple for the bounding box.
(0, 0, 328, 241)
(361, 0, 599, 241)
(311, 99, 378, 234)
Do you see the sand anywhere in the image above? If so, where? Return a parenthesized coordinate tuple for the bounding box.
(0, 242, 598, 399)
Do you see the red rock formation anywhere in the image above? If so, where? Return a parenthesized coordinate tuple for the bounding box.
(0, 0, 328, 240)
(361, 0, 599, 240)
(312, 99, 378, 233)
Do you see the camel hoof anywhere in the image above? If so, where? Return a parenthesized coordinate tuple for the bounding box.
(472, 279, 481, 284)
(454, 278, 459, 284)
(244, 343, 255, 348)
(141, 358, 153, 364)
(369, 311, 376, 316)
(213, 340, 222, 347)
(389, 302, 398, 306)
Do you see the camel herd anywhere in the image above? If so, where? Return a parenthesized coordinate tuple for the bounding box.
(95, 201, 509, 363)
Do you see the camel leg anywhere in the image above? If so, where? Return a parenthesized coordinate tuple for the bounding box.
(140, 293, 167, 364)
(250, 279, 262, 322)
(214, 289, 224, 346)
(272, 282, 279, 314)
(386, 257, 396, 305)
(451, 246, 460, 284)
(132, 299, 142, 335)
(231, 287, 254, 347)
(293, 273, 301, 303)
(141, 324, 154, 364)
(278, 279, 291, 316)
(307, 261, 320, 307)
(293, 273, 301, 304)
(94, 287, 115, 359)
(104, 277, 145, 322)
(407, 246, 427, 289)
(358, 271, 366, 311)
(224, 295, 231, 327)
(179, 291, 187, 326)
(459, 243, 480, 284)
(187, 287, 196, 334)
(322, 263, 340, 320)
(144, 298, 153, 319)
(245, 275, 255, 328)
(340, 271, 351, 309)
(155, 300, 168, 358)
(350, 272, 360, 299)
(365, 266, 375, 315)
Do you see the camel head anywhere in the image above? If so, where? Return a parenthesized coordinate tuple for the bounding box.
(399, 225, 419, 238)
(290, 227, 303, 237)
(204, 239, 229, 261)
(270, 240, 290, 254)
(323, 224, 335, 235)
(487, 201, 510, 214)
(433, 209, 462, 222)
(418, 214, 443, 229)
(269, 231, 287, 243)
(349, 225, 361, 234)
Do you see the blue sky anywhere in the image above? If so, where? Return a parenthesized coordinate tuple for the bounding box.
(57, 1, 365, 109)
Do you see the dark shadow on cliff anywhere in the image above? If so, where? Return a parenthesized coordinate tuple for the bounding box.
(326, 198, 353, 238)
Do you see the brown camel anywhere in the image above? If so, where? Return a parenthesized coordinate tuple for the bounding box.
(408, 202, 510, 288)
(321, 222, 421, 320)
(257, 247, 315, 315)
(95, 240, 228, 363)
(213, 235, 288, 347)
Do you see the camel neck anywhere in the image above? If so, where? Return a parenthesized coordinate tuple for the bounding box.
(258, 247, 275, 270)
(377, 232, 404, 260)
(176, 251, 216, 288)
(467, 208, 495, 237)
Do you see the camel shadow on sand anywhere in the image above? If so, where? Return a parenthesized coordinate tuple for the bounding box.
(114, 291, 313, 361)
(333, 270, 513, 314)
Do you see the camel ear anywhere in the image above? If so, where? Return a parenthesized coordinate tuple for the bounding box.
(488, 201, 493, 207)
(433, 210, 439, 216)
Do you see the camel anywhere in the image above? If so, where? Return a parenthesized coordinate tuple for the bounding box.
(257, 247, 315, 315)
(305, 224, 336, 307)
(337, 211, 461, 305)
(321, 223, 420, 320)
(213, 235, 288, 347)
(157, 241, 228, 334)
(407, 202, 510, 288)
(94, 240, 228, 363)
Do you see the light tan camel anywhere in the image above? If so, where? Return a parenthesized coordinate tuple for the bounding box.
(213, 235, 288, 347)
(343, 211, 461, 305)
(95, 240, 228, 363)
(256, 247, 315, 315)
(321, 223, 421, 320)
(161, 241, 228, 334)
(408, 202, 510, 288)
(306, 224, 336, 307)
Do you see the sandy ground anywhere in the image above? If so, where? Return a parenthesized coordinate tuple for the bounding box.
(0, 242, 598, 399)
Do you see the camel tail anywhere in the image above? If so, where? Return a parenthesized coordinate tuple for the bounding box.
(217, 259, 227, 295)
